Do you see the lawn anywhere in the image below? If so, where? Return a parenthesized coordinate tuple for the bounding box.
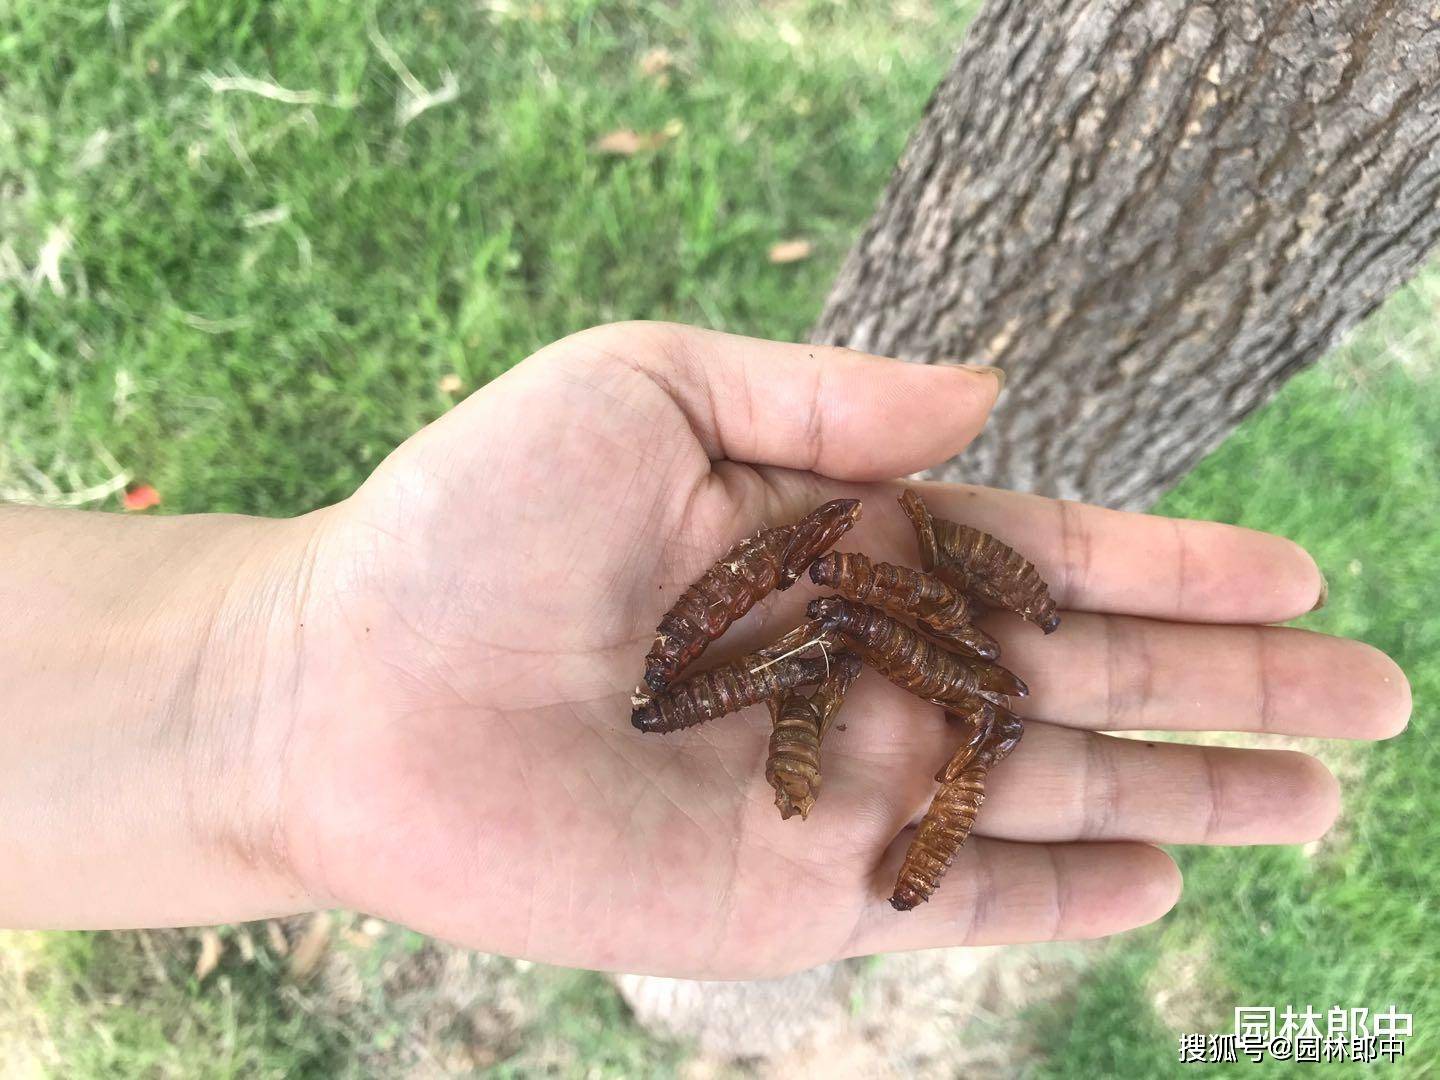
(1, 0, 1434, 1075)
(1029, 279, 1440, 1077)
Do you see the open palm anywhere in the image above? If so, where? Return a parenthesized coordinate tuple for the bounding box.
(282, 323, 1409, 979)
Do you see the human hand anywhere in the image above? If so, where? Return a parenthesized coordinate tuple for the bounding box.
(258, 322, 1408, 979)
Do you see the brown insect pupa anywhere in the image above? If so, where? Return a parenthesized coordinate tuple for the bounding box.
(640, 499, 862, 694)
(932, 700, 1002, 782)
(766, 651, 862, 820)
(890, 706, 1025, 911)
(631, 647, 837, 734)
(806, 597, 1027, 710)
(899, 490, 1060, 634)
(808, 551, 1000, 660)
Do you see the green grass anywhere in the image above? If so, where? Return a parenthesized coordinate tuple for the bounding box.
(2, 0, 1436, 1075)
(1, 922, 685, 1077)
(1027, 278, 1440, 1077)
(489, 968, 689, 1078)
(2, 0, 974, 515)
(6, 929, 349, 1078)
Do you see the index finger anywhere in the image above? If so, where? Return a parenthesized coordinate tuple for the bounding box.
(760, 474, 1324, 624)
(918, 482, 1324, 624)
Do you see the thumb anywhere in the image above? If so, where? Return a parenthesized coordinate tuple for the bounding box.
(568, 321, 1003, 481)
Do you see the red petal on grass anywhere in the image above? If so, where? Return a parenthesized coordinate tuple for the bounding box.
(122, 483, 162, 511)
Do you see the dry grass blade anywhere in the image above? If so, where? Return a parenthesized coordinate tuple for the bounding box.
(265, 919, 290, 957)
(288, 913, 332, 980)
(639, 47, 673, 77)
(201, 71, 356, 108)
(194, 928, 223, 982)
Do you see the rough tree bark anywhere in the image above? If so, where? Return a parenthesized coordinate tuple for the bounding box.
(625, 0, 1440, 1057)
(813, 0, 1440, 510)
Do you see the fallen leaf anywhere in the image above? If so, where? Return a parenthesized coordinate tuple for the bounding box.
(639, 47, 673, 77)
(235, 926, 255, 963)
(768, 239, 813, 264)
(288, 912, 331, 980)
(265, 920, 289, 957)
(593, 129, 644, 155)
(438, 373, 464, 394)
(122, 483, 161, 511)
(592, 128, 672, 155)
(343, 930, 376, 949)
(195, 928, 223, 982)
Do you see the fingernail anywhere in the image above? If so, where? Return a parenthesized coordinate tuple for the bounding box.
(940, 361, 1006, 389)
(1311, 571, 1329, 612)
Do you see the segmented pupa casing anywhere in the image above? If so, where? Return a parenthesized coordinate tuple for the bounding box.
(806, 597, 1027, 709)
(765, 651, 862, 820)
(898, 490, 1060, 634)
(632, 650, 836, 733)
(809, 551, 1000, 660)
(640, 499, 861, 694)
(890, 706, 1025, 911)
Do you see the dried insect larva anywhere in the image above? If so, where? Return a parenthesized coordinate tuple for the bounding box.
(632, 652, 836, 734)
(934, 701, 998, 783)
(627, 487, 1054, 916)
(890, 707, 1025, 911)
(899, 490, 1060, 634)
(978, 705, 1025, 768)
(766, 693, 825, 818)
(889, 764, 986, 911)
(898, 489, 940, 576)
(806, 598, 1027, 709)
(808, 651, 861, 736)
(809, 551, 1000, 660)
(765, 652, 862, 820)
(641, 499, 862, 694)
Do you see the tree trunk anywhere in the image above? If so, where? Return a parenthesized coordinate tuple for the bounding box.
(624, 2, 1440, 1056)
(813, 0, 1440, 510)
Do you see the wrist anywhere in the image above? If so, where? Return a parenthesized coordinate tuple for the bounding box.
(160, 509, 337, 919)
(0, 505, 333, 927)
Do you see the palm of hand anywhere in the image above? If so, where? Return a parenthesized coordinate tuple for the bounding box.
(284, 324, 1406, 979)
